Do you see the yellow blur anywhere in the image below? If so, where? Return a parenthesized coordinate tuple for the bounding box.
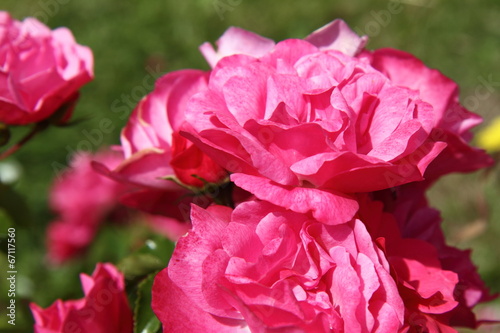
(477, 117, 500, 153)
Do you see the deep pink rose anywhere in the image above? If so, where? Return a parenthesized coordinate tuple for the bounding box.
(370, 185, 496, 331)
(183, 19, 448, 196)
(95, 70, 227, 218)
(357, 196, 459, 332)
(30, 263, 133, 333)
(152, 201, 405, 332)
(0, 11, 93, 125)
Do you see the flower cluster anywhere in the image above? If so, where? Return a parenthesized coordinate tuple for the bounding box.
(26, 17, 496, 333)
(147, 20, 494, 332)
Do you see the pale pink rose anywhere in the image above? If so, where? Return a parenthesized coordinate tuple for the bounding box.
(0, 11, 93, 125)
(94, 70, 227, 219)
(363, 188, 496, 331)
(152, 200, 405, 332)
(30, 263, 133, 333)
(183, 21, 448, 197)
(200, 19, 367, 68)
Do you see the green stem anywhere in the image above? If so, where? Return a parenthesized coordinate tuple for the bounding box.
(0, 122, 48, 160)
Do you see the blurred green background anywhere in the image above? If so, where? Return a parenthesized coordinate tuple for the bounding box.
(0, 0, 499, 331)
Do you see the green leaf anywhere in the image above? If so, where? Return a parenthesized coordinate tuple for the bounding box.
(135, 236, 175, 261)
(120, 253, 165, 280)
(118, 235, 175, 280)
(134, 272, 161, 333)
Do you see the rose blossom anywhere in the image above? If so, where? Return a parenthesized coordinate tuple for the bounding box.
(180, 19, 491, 208)
(369, 184, 496, 330)
(152, 200, 405, 332)
(182, 19, 448, 198)
(30, 263, 133, 333)
(94, 70, 227, 219)
(356, 195, 463, 332)
(0, 11, 93, 125)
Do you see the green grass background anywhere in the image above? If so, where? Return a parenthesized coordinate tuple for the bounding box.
(0, 0, 499, 331)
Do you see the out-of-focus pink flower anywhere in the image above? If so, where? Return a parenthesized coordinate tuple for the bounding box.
(47, 149, 125, 264)
(183, 20, 449, 198)
(152, 201, 405, 332)
(48, 149, 191, 264)
(143, 213, 191, 242)
(30, 263, 133, 333)
(0, 11, 93, 125)
(94, 70, 227, 218)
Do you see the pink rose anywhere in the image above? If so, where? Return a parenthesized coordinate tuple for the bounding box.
(152, 200, 405, 332)
(0, 11, 93, 125)
(357, 196, 461, 332)
(183, 19, 449, 197)
(369, 185, 496, 330)
(94, 70, 227, 218)
(30, 263, 133, 333)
